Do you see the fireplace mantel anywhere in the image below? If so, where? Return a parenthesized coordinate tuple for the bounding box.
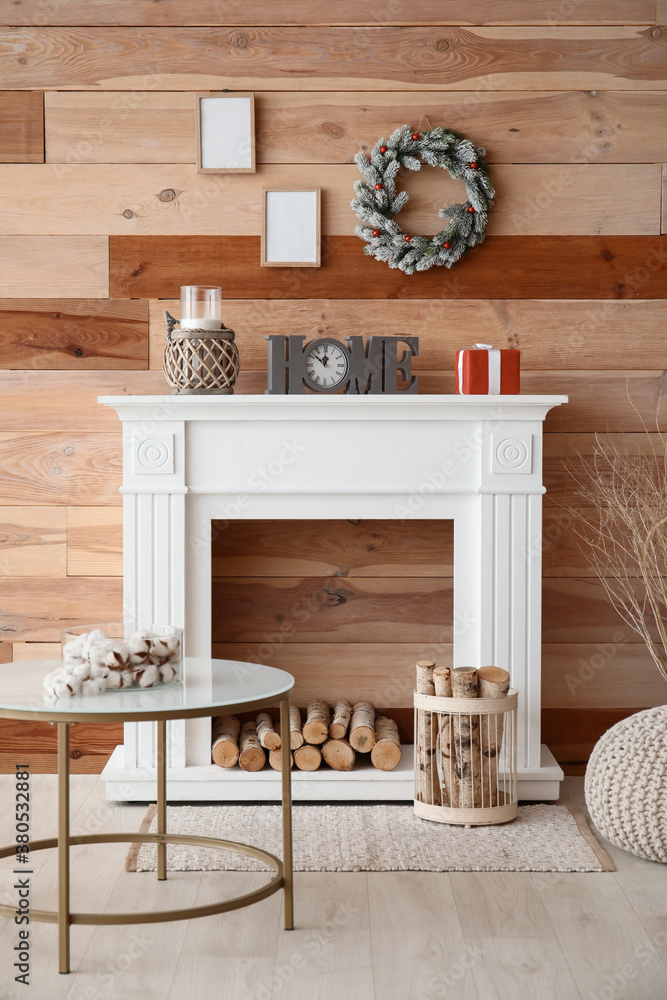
(99, 393, 567, 801)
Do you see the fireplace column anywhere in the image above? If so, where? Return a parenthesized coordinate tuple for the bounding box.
(120, 420, 187, 770)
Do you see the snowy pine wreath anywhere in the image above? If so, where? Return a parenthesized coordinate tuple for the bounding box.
(351, 125, 494, 274)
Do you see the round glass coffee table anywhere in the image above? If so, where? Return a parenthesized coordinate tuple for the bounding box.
(0, 657, 295, 974)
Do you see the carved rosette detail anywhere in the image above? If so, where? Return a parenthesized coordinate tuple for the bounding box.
(492, 434, 532, 474)
(134, 434, 174, 475)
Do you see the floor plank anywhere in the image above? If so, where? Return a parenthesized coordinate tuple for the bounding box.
(368, 871, 478, 999)
(535, 873, 667, 998)
(451, 872, 556, 939)
(469, 937, 583, 1000)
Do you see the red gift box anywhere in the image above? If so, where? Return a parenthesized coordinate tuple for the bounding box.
(456, 344, 520, 395)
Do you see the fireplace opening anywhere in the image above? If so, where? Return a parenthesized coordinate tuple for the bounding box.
(210, 518, 454, 746)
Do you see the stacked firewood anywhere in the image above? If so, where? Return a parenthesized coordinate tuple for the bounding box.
(211, 699, 402, 773)
(416, 659, 510, 809)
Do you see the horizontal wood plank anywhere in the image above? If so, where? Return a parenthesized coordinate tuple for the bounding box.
(211, 519, 454, 577)
(543, 431, 664, 506)
(0, 237, 108, 297)
(0, 92, 44, 163)
(11, 642, 60, 661)
(111, 235, 667, 299)
(67, 507, 123, 576)
(211, 642, 448, 708)
(0, 1, 653, 26)
(542, 707, 644, 771)
(0, 577, 122, 640)
(45, 90, 667, 165)
(212, 577, 453, 643)
(0, 371, 165, 431)
(542, 641, 666, 707)
(149, 298, 667, 372)
(0, 298, 148, 369)
(209, 511, 644, 579)
(0, 432, 121, 505)
(212, 575, 639, 643)
(0, 720, 121, 774)
(0, 507, 66, 577)
(209, 641, 662, 714)
(215, 370, 667, 432)
(2, 163, 659, 237)
(3, 27, 665, 91)
(2, 365, 663, 435)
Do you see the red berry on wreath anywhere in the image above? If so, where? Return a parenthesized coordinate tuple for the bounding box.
(412, 132, 420, 141)
(405, 235, 412, 242)
(467, 205, 475, 213)
(470, 161, 479, 169)
(443, 241, 452, 249)
(380, 145, 388, 154)
(372, 229, 381, 237)
(375, 183, 382, 190)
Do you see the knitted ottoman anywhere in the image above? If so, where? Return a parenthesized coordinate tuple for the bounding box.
(585, 706, 667, 863)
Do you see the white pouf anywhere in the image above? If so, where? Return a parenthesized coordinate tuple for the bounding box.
(585, 706, 667, 863)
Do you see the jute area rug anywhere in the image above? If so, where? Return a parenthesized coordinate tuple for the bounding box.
(126, 803, 614, 873)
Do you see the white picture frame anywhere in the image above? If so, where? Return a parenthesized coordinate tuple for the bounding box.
(261, 189, 321, 268)
(195, 92, 255, 173)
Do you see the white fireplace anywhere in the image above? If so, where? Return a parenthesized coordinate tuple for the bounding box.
(99, 393, 566, 801)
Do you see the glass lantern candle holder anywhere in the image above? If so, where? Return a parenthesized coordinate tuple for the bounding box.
(180, 285, 222, 332)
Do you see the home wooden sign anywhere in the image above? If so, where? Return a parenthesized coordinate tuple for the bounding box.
(265, 335, 419, 395)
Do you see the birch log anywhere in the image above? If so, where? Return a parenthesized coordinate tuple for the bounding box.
(416, 659, 436, 695)
(303, 699, 330, 745)
(321, 738, 356, 771)
(478, 665, 511, 807)
(211, 715, 240, 768)
(238, 720, 266, 772)
(256, 712, 281, 751)
(370, 716, 401, 771)
(349, 701, 376, 752)
(451, 667, 481, 809)
(416, 660, 441, 805)
(269, 747, 294, 771)
(294, 744, 322, 771)
(433, 666, 458, 808)
(329, 699, 352, 739)
(289, 704, 304, 750)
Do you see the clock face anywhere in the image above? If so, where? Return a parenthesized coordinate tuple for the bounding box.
(304, 340, 350, 392)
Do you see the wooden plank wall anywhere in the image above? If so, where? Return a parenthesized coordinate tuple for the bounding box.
(0, 1, 665, 774)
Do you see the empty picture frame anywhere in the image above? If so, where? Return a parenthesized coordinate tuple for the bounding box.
(261, 189, 321, 267)
(195, 92, 255, 173)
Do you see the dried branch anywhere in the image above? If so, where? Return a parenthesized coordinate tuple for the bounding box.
(565, 428, 667, 685)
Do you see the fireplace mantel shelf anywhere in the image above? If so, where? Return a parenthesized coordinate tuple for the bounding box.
(100, 390, 567, 802)
(100, 393, 568, 423)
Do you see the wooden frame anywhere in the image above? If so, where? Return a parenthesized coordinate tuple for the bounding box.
(195, 92, 255, 173)
(261, 188, 321, 267)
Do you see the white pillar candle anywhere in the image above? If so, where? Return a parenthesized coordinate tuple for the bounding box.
(180, 285, 222, 331)
(179, 317, 222, 332)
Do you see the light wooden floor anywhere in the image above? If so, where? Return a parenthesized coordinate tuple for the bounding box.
(0, 776, 665, 1000)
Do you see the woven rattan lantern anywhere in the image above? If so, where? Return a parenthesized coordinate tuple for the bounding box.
(163, 311, 240, 395)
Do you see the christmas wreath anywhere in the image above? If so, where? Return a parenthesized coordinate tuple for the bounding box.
(351, 125, 494, 274)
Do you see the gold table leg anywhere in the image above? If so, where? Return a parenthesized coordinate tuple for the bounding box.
(279, 698, 294, 930)
(157, 720, 167, 881)
(58, 723, 70, 974)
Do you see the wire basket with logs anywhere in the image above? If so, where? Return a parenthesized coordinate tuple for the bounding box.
(163, 311, 240, 394)
(211, 699, 402, 773)
(414, 660, 518, 826)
